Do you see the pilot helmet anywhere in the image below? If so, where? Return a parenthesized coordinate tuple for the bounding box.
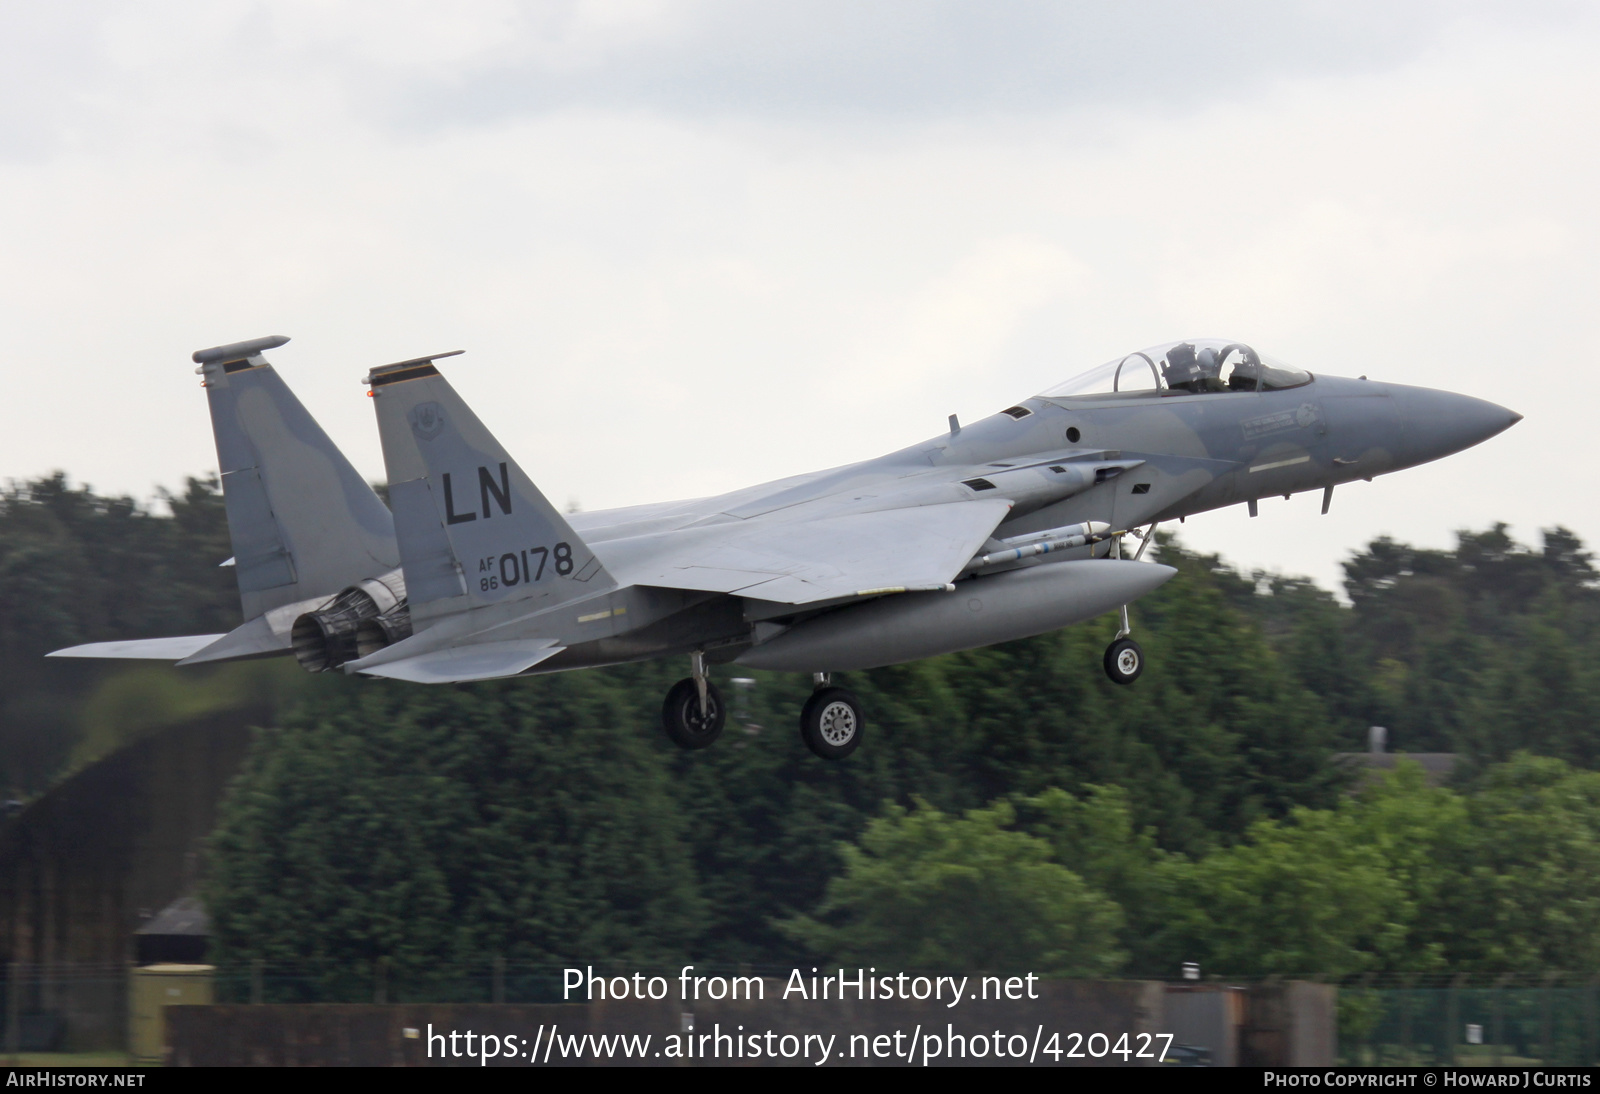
(1196, 346, 1221, 378)
(1162, 343, 1202, 386)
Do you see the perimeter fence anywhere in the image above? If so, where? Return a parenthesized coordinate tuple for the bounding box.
(1334, 973, 1600, 1066)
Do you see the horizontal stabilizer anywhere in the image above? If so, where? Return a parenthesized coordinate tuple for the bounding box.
(352, 638, 564, 683)
(48, 635, 226, 660)
(177, 614, 293, 665)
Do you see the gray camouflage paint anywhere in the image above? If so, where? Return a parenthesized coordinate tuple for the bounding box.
(47, 336, 1519, 682)
(348, 352, 1519, 679)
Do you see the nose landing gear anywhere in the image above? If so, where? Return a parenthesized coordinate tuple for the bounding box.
(1102, 525, 1153, 685)
(1103, 636, 1144, 685)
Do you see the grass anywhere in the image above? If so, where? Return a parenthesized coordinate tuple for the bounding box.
(3, 1051, 138, 1067)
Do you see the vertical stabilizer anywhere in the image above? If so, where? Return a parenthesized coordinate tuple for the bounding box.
(364, 353, 614, 624)
(194, 336, 400, 621)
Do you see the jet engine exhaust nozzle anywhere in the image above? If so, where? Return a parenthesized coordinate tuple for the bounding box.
(290, 578, 404, 673)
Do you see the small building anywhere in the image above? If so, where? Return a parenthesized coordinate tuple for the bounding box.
(1333, 726, 1458, 790)
(134, 896, 209, 966)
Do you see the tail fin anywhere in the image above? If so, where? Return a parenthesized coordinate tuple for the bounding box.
(48, 337, 403, 666)
(195, 336, 400, 620)
(364, 352, 614, 624)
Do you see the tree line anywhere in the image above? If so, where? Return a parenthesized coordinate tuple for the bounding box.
(1, 472, 1596, 979)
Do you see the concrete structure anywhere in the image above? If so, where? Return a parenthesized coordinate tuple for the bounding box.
(1333, 752, 1459, 789)
(1240, 981, 1338, 1067)
(0, 708, 261, 1050)
(128, 964, 213, 1063)
(1164, 984, 1246, 1066)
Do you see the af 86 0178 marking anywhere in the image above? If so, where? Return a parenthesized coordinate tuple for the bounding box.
(478, 543, 574, 591)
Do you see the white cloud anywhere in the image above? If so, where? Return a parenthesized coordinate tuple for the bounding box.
(0, 3, 1594, 594)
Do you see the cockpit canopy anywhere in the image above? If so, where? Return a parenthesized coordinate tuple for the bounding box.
(1039, 339, 1312, 400)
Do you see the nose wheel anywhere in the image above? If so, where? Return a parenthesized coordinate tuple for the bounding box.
(800, 683, 864, 760)
(1103, 637, 1144, 685)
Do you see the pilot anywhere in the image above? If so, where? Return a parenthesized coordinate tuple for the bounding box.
(1162, 343, 1204, 394)
(1216, 343, 1264, 391)
(1228, 357, 1263, 392)
(1195, 347, 1226, 393)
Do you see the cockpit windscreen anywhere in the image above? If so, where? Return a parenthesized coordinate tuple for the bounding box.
(1039, 340, 1312, 400)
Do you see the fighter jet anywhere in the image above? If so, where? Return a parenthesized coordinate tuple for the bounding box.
(51, 335, 1520, 760)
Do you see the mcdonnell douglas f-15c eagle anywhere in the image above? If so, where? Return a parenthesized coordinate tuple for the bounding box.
(51, 335, 1519, 759)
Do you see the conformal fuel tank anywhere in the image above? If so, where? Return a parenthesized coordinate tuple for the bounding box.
(736, 559, 1177, 673)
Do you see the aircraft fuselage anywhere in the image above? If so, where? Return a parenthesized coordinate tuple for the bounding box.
(534, 369, 1518, 675)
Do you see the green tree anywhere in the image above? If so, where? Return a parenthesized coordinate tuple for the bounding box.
(1114, 758, 1600, 977)
(1291, 524, 1600, 756)
(0, 473, 241, 794)
(1462, 591, 1600, 768)
(1422, 755, 1600, 972)
(1016, 785, 1181, 974)
(1334, 762, 1464, 973)
(205, 673, 704, 990)
(780, 799, 1124, 975)
(1019, 772, 1432, 978)
(1151, 807, 1408, 978)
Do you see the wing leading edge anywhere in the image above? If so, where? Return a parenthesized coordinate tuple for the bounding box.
(607, 498, 1014, 604)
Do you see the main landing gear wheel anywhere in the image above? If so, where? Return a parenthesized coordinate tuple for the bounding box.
(800, 687, 864, 760)
(1103, 637, 1144, 686)
(662, 678, 725, 749)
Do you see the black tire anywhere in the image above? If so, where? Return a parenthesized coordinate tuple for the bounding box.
(662, 678, 725, 749)
(1103, 637, 1144, 685)
(800, 687, 864, 760)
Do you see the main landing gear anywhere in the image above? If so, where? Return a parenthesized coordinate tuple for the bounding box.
(660, 658, 862, 761)
(800, 673, 864, 761)
(662, 651, 725, 749)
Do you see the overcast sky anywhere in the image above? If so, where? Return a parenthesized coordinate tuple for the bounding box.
(1, 1, 1595, 593)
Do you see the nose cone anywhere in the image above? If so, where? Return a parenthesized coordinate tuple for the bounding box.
(1388, 385, 1521, 469)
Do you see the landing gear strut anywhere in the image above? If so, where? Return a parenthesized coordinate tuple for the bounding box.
(1102, 525, 1153, 686)
(800, 673, 864, 760)
(662, 651, 725, 749)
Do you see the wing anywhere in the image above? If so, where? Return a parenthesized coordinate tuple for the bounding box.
(48, 635, 227, 660)
(616, 498, 1013, 605)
